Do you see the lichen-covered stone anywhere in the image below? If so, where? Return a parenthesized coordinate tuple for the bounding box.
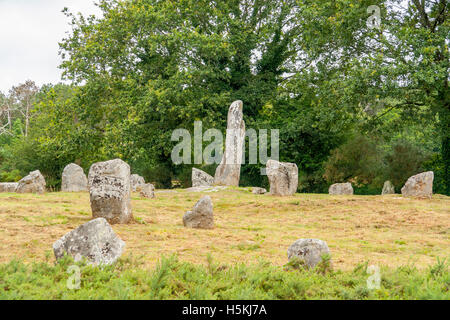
(131, 174, 145, 192)
(53, 218, 125, 265)
(266, 160, 298, 196)
(0, 182, 18, 192)
(16, 170, 46, 194)
(401, 171, 434, 198)
(252, 187, 267, 194)
(88, 159, 132, 224)
(328, 182, 353, 195)
(183, 196, 214, 229)
(61, 163, 88, 192)
(382, 180, 395, 195)
(287, 238, 331, 269)
(192, 168, 214, 187)
(140, 183, 155, 198)
(214, 100, 245, 186)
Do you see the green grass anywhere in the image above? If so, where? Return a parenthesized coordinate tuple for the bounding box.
(0, 254, 448, 300)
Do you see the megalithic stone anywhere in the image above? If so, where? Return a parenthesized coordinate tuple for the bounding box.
(214, 100, 245, 186)
(61, 163, 88, 192)
(88, 159, 133, 224)
(401, 171, 434, 198)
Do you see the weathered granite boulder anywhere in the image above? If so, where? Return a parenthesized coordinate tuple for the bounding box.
(131, 174, 145, 192)
(0, 182, 18, 192)
(328, 182, 353, 195)
(266, 160, 298, 196)
(401, 171, 434, 198)
(192, 168, 214, 187)
(214, 100, 245, 186)
(53, 218, 125, 265)
(382, 180, 395, 195)
(88, 159, 132, 224)
(287, 238, 331, 269)
(252, 187, 267, 194)
(140, 183, 155, 198)
(16, 170, 46, 194)
(183, 195, 214, 229)
(61, 163, 88, 192)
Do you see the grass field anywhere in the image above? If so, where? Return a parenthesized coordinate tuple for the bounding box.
(0, 188, 448, 270)
(0, 188, 449, 299)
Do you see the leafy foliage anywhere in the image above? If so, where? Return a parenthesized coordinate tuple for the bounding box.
(0, 254, 448, 299)
(0, 0, 447, 194)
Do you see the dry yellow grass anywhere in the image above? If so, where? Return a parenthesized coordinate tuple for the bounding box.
(0, 188, 448, 270)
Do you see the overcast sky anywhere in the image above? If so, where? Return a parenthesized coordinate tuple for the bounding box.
(0, 0, 102, 93)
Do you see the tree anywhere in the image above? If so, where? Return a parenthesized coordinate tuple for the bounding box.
(8, 80, 39, 137)
(26, 0, 444, 193)
(0, 92, 13, 137)
(58, 0, 321, 186)
(281, 0, 448, 194)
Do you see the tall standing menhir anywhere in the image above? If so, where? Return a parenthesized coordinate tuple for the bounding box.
(214, 100, 246, 186)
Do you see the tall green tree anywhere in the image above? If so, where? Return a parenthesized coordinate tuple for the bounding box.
(53, 0, 447, 192)
(58, 0, 328, 185)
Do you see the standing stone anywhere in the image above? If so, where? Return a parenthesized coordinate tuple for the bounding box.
(382, 180, 395, 195)
(88, 159, 132, 224)
(401, 171, 434, 198)
(130, 174, 145, 192)
(192, 168, 214, 187)
(61, 163, 88, 192)
(183, 195, 214, 229)
(328, 182, 353, 195)
(214, 100, 245, 186)
(140, 183, 155, 198)
(0, 182, 18, 192)
(53, 218, 125, 266)
(266, 159, 298, 196)
(252, 187, 267, 194)
(287, 239, 331, 269)
(16, 170, 46, 194)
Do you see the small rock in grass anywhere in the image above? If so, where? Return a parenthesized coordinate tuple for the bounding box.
(53, 218, 125, 266)
(287, 238, 331, 269)
(183, 195, 214, 229)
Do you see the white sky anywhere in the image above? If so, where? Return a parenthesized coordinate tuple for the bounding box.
(0, 0, 102, 93)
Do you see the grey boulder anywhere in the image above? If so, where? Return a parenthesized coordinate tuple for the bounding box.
(252, 187, 267, 194)
(140, 183, 155, 198)
(131, 174, 145, 192)
(61, 163, 88, 192)
(287, 238, 331, 269)
(88, 159, 133, 224)
(53, 218, 125, 265)
(183, 195, 214, 229)
(382, 180, 395, 195)
(16, 170, 46, 194)
(328, 182, 353, 195)
(0, 182, 18, 192)
(401, 171, 434, 198)
(266, 159, 298, 196)
(192, 168, 214, 187)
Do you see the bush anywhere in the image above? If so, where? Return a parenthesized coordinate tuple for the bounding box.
(324, 135, 384, 187)
(0, 169, 22, 182)
(0, 255, 448, 300)
(384, 140, 427, 189)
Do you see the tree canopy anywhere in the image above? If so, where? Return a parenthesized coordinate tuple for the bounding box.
(0, 0, 448, 194)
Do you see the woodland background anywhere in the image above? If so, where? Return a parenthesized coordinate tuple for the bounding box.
(0, 0, 448, 194)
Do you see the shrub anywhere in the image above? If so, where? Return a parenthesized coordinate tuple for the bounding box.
(0, 255, 448, 300)
(323, 135, 384, 186)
